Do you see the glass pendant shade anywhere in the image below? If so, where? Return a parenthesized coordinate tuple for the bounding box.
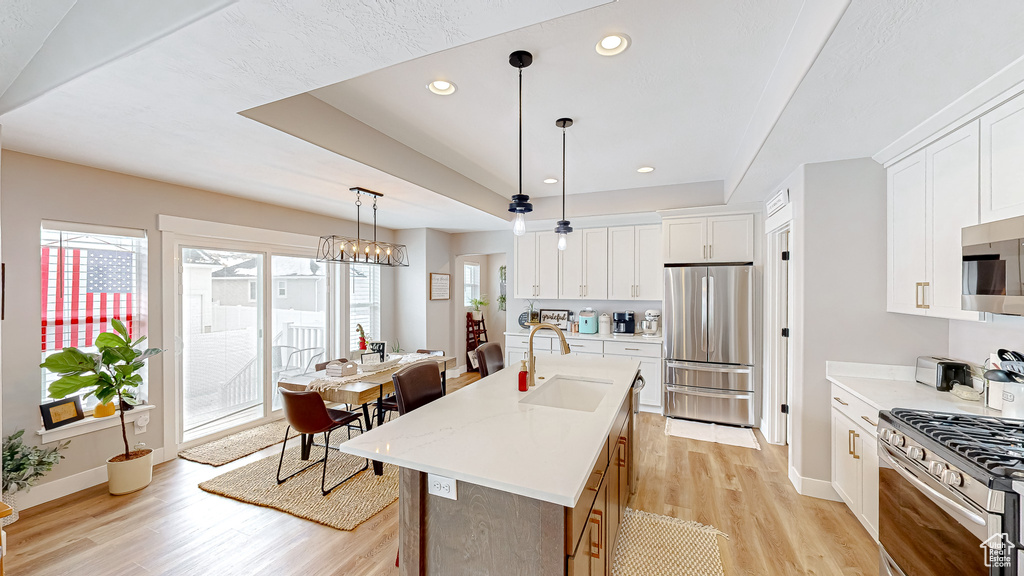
(512, 212, 527, 236)
(557, 232, 567, 251)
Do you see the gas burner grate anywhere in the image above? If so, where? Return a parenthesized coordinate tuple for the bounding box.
(891, 409, 1024, 478)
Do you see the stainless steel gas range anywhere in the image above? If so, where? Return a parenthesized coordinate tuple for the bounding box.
(878, 409, 1023, 575)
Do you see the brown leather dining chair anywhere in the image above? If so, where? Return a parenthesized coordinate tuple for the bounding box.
(475, 342, 504, 378)
(376, 350, 448, 423)
(276, 389, 368, 495)
(392, 360, 445, 415)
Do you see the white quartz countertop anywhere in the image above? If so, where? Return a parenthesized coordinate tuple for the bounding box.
(338, 355, 640, 507)
(504, 329, 663, 344)
(825, 361, 999, 416)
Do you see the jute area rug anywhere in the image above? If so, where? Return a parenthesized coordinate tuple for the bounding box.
(178, 420, 299, 466)
(199, 444, 398, 531)
(612, 508, 728, 576)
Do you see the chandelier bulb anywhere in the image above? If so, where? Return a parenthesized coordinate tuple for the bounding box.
(513, 212, 527, 236)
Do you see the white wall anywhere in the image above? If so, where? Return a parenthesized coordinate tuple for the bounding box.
(949, 316, 1024, 363)
(787, 158, 949, 492)
(1, 150, 397, 489)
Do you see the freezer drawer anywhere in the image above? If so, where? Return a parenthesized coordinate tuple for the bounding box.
(663, 384, 755, 427)
(664, 360, 753, 392)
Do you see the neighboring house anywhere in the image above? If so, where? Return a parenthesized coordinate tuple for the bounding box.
(211, 257, 326, 312)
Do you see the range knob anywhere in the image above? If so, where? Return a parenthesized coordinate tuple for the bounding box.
(907, 446, 925, 461)
(879, 428, 892, 442)
(941, 469, 964, 487)
(889, 432, 906, 448)
(927, 461, 947, 476)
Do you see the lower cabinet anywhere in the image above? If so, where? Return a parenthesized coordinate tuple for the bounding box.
(830, 385, 879, 541)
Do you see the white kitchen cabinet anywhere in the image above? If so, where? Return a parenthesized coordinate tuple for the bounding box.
(560, 228, 608, 300)
(514, 232, 559, 299)
(831, 410, 862, 511)
(831, 384, 879, 541)
(663, 215, 753, 264)
(928, 123, 982, 321)
(886, 124, 982, 321)
(981, 93, 1024, 223)
(609, 225, 662, 300)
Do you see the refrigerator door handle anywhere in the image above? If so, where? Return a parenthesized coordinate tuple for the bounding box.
(700, 275, 708, 352)
(666, 360, 751, 374)
(666, 384, 753, 399)
(707, 275, 715, 353)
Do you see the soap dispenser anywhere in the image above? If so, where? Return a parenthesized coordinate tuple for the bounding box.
(518, 360, 529, 392)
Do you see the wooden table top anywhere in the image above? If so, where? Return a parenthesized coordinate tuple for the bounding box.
(278, 355, 456, 406)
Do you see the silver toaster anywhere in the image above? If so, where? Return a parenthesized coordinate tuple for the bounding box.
(915, 356, 950, 386)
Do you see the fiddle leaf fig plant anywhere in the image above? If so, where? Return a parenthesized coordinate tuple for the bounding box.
(41, 319, 162, 460)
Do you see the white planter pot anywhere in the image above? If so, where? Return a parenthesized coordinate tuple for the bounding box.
(106, 449, 154, 495)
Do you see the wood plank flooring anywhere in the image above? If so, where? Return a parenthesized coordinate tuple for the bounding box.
(6, 372, 876, 575)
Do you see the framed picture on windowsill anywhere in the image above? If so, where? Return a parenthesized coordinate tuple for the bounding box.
(40, 396, 85, 430)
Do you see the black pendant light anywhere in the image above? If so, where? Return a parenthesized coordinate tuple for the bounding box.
(508, 50, 533, 236)
(554, 117, 573, 251)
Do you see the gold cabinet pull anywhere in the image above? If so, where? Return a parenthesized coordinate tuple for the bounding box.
(852, 431, 861, 459)
(920, 282, 930, 309)
(833, 396, 848, 406)
(848, 429, 854, 456)
(861, 415, 877, 427)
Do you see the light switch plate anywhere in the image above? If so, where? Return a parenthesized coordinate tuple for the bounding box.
(427, 473, 457, 500)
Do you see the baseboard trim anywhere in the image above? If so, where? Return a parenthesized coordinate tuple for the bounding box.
(788, 464, 841, 501)
(19, 447, 166, 510)
(638, 404, 661, 414)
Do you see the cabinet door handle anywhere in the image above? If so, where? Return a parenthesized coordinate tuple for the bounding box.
(852, 431, 861, 459)
(848, 429, 854, 456)
(921, 282, 930, 310)
(709, 244, 712, 259)
(703, 245, 707, 260)
(833, 396, 848, 406)
(589, 509, 603, 559)
(861, 415, 877, 427)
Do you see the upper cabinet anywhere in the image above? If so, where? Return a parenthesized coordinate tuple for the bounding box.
(559, 228, 608, 300)
(663, 214, 754, 264)
(609, 225, 662, 300)
(514, 231, 559, 299)
(887, 122, 982, 321)
(981, 94, 1024, 223)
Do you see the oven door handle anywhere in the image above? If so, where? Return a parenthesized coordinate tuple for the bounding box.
(879, 443, 986, 528)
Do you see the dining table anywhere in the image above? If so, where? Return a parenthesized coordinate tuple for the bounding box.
(277, 354, 457, 475)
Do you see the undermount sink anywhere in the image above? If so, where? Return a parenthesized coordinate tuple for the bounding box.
(519, 375, 614, 412)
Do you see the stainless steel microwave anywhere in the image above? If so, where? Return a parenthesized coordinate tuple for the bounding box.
(962, 214, 1024, 315)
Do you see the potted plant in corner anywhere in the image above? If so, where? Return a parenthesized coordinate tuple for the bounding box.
(41, 319, 163, 495)
(2, 430, 68, 525)
(469, 295, 490, 320)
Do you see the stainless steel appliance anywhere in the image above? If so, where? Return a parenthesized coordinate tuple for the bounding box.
(640, 309, 660, 338)
(963, 214, 1024, 315)
(663, 264, 755, 427)
(630, 372, 645, 495)
(916, 355, 972, 390)
(612, 311, 635, 335)
(877, 409, 1021, 575)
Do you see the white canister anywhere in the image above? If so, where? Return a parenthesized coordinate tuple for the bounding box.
(1000, 382, 1024, 418)
(988, 380, 1005, 411)
(598, 313, 612, 336)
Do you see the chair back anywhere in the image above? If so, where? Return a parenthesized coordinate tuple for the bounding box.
(279, 388, 335, 434)
(315, 358, 349, 372)
(476, 342, 504, 378)
(392, 361, 444, 415)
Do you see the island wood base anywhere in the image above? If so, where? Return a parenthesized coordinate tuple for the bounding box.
(399, 393, 632, 575)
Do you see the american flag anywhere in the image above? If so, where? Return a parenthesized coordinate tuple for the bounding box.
(41, 247, 134, 351)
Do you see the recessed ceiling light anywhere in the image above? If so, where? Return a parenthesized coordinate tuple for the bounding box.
(596, 34, 630, 56)
(427, 80, 457, 95)
(543, 178, 558, 184)
(637, 166, 654, 173)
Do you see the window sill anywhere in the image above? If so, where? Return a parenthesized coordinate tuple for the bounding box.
(36, 404, 156, 444)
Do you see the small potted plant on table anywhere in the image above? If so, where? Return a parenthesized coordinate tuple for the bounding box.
(41, 319, 163, 495)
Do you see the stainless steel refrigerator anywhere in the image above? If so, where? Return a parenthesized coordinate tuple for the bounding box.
(663, 264, 755, 427)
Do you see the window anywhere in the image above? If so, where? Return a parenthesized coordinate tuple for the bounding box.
(277, 280, 287, 297)
(464, 263, 480, 307)
(349, 264, 380, 352)
(41, 223, 147, 408)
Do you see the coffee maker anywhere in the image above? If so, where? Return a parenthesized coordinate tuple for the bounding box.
(612, 311, 635, 335)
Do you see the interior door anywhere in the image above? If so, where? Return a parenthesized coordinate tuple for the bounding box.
(928, 122, 981, 320)
(706, 265, 753, 365)
(535, 231, 560, 299)
(887, 151, 929, 315)
(608, 226, 636, 300)
(582, 228, 608, 299)
(635, 225, 663, 300)
(514, 233, 537, 299)
(663, 266, 705, 362)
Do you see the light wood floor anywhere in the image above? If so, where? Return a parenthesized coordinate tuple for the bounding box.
(7, 372, 876, 575)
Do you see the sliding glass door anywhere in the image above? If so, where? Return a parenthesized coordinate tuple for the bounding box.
(270, 255, 329, 410)
(181, 248, 265, 439)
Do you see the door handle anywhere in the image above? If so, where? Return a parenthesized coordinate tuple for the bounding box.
(852, 430, 860, 459)
(833, 396, 848, 406)
(589, 509, 603, 559)
(707, 275, 715, 353)
(848, 430, 853, 456)
(861, 415, 877, 427)
(700, 276, 708, 352)
(709, 244, 712, 259)
(921, 282, 930, 309)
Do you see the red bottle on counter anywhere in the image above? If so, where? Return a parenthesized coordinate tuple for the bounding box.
(518, 360, 529, 392)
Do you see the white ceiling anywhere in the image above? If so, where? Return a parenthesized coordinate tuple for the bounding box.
(0, 0, 609, 232)
(0, 0, 75, 96)
(729, 0, 1024, 202)
(312, 0, 805, 199)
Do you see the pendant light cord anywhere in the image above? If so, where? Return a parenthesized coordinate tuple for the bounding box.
(518, 67, 523, 199)
(562, 126, 566, 221)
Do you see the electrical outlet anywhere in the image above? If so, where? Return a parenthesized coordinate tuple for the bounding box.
(427, 474, 457, 500)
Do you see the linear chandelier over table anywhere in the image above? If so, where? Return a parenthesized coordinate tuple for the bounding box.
(317, 187, 409, 267)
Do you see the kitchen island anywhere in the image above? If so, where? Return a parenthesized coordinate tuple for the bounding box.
(339, 355, 640, 575)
